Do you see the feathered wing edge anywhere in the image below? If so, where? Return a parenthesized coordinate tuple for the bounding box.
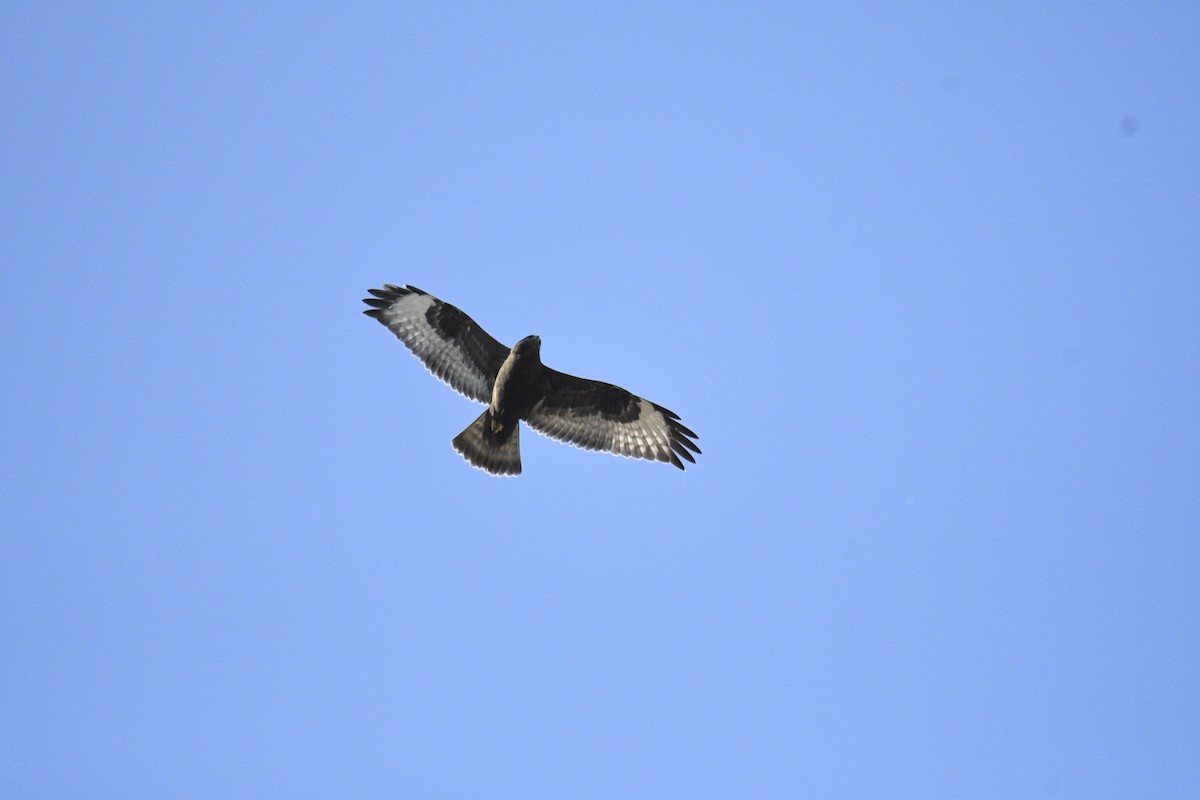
(362, 284, 510, 404)
(525, 371, 701, 470)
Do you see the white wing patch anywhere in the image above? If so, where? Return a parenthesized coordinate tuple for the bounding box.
(366, 286, 505, 404)
(527, 397, 683, 466)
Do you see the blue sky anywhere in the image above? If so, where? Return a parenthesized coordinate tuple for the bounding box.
(2, 2, 1198, 797)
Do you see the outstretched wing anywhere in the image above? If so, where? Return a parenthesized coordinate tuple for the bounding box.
(362, 284, 510, 404)
(525, 368, 701, 470)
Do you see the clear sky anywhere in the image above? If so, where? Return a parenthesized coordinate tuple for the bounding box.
(2, 2, 1198, 797)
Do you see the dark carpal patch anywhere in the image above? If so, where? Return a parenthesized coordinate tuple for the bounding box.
(429, 300, 467, 340)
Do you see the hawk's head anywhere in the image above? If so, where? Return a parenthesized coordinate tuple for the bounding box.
(515, 335, 542, 360)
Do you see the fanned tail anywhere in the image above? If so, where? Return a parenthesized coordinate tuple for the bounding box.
(451, 410, 522, 476)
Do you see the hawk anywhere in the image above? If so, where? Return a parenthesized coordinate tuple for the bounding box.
(362, 284, 700, 476)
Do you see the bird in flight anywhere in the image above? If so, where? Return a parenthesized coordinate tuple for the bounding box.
(362, 284, 700, 476)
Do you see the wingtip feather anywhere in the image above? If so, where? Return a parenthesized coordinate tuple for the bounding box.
(672, 442, 697, 464)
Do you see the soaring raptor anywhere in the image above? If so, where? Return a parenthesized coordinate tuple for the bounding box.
(362, 284, 700, 476)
